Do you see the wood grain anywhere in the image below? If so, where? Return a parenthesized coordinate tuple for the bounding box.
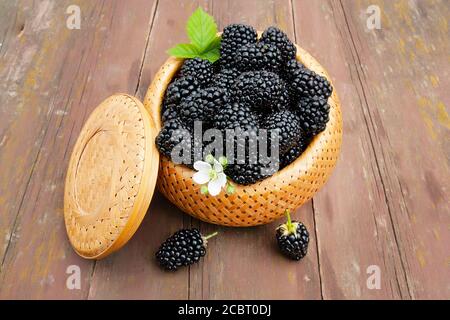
(0, 0, 448, 299)
(0, 0, 157, 299)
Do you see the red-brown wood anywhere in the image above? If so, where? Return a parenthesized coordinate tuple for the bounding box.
(0, 0, 448, 299)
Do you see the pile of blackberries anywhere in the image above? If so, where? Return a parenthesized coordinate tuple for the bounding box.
(156, 25, 333, 185)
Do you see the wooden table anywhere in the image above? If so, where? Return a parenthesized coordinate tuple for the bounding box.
(0, 0, 448, 300)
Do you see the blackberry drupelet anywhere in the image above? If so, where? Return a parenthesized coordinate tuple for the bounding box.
(290, 68, 333, 101)
(179, 58, 214, 86)
(260, 26, 297, 63)
(234, 42, 283, 72)
(276, 210, 309, 260)
(294, 96, 330, 136)
(155, 229, 218, 271)
(232, 71, 286, 111)
(212, 68, 241, 91)
(220, 24, 258, 67)
(179, 87, 228, 126)
(261, 110, 303, 154)
(164, 75, 201, 106)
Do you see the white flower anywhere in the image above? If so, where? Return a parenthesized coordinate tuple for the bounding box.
(193, 158, 227, 196)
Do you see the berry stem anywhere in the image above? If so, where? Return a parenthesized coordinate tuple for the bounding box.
(285, 210, 295, 234)
(204, 231, 219, 240)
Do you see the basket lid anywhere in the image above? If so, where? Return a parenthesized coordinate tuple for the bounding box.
(64, 94, 159, 259)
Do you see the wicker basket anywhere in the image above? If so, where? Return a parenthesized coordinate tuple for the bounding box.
(143, 45, 343, 227)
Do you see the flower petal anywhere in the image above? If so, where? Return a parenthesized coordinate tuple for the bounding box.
(213, 159, 223, 173)
(217, 172, 227, 187)
(194, 161, 211, 172)
(193, 171, 210, 185)
(208, 177, 224, 196)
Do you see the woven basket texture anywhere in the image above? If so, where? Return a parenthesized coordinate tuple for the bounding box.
(64, 94, 159, 258)
(144, 46, 343, 227)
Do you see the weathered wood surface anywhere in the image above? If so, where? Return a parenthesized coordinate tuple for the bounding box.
(0, 0, 448, 299)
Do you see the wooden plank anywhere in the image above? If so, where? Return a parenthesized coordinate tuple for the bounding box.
(292, 0, 411, 299)
(187, 0, 322, 300)
(87, 0, 209, 300)
(0, 0, 157, 299)
(338, 0, 450, 299)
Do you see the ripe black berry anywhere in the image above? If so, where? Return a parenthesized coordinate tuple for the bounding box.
(260, 110, 304, 154)
(260, 26, 297, 63)
(179, 87, 228, 126)
(232, 71, 286, 111)
(221, 24, 258, 67)
(280, 135, 311, 168)
(156, 229, 218, 271)
(225, 161, 276, 185)
(155, 118, 190, 158)
(290, 68, 333, 101)
(213, 102, 258, 130)
(212, 68, 241, 91)
(234, 42, 283, 72)
(294, 96, 330, 135)
(179, 58, 214, 86)
(165, 75, 201, 106)
(276, 210, 309, 260)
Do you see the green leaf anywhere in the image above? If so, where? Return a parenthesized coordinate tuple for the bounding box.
(186, 7, 218, 52)
(167, 43, 199, 59)
(198, 36, 221, 62)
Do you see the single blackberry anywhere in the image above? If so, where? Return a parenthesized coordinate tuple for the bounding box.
(294, 96, 330, 135)
(213, 102, 258, 130)
(260, 110, 303, 154)
(179, 58, 214, 86)
(212, 68, 241, 91)
(221, 24, 258, 67)
(276, 210, 309, 261)
(232, 71, 286, 111)
(234, 42, 283, 72)
(290, 68, 333, 101)
(155, 118, 190, 158)
(260, 26, 297, 63)
(156, 229, 218, 271)
(280, 135, 311, 168)
(164, 75, 201, 106)
(179, 87, 228, 126)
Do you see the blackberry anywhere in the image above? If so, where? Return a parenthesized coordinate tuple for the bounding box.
(213, 102, 258, 130)
(276, 210, 309, 260)
(212, 68, 241, 91)
(161, 102, 179, 122)
(225, 161, 276, 185)
(295, 96, 330, 135)
(164, 75, 201, 106)
(283, 59, 305, 81)
(280, 135, 311, 168)
(156, 229, 218, 271)
(155, 118, 189, 158)
(290, 68, 333, 101)
(179, 58, 213, 86)
(260, 110, 303, 154)
(232, 71, 286, 111)
(234, 42, 283, 72)
(221, 24, 257, 67)
(179, 87, 228, 126)
(260, 26, 297, 63)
